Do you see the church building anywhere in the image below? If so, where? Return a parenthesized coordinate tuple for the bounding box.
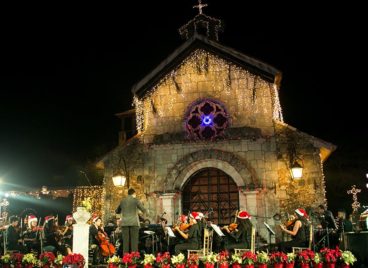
(97, 7, 335, 241)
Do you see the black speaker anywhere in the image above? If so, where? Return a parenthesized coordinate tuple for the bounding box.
(344, 231, 368, 265)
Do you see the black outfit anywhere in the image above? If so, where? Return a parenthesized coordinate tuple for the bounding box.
(89, 224, 102, 264)
(6, 225, 22, 251)
(225, 220, 252, 250)
(23, 228, 41, 253)
(174, 223, 200, 254)
(278, 220, 308, 252)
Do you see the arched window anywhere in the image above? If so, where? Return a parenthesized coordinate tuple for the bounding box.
(182, 168, 239, 225)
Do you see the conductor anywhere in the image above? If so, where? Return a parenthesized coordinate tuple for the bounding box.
(116, 188, 147, 253)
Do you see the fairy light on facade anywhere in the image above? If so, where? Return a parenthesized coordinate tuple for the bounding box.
(133, 49, 278, 133)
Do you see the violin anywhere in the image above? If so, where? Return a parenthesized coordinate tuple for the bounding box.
(228, 223, 238, 232)
(96, 229, 115, 257)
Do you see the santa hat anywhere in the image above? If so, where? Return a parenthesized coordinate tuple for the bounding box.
(28, 215, 37, 223)
(190, 212, 199, 220)
(196, 212, 204, 220)
(295, 208, 308, 218)
(44, 216, 54, 223)
(237, 210, 251, 219)
(92, 216, 100, 223)
(65, 215, 73, 222)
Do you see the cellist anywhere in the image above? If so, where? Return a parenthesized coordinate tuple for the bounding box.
(223, 210, 253, 251)
(90, 217, 115, 259)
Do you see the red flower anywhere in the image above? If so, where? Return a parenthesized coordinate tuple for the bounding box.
(62, 253, 85, 266)
(218, 251, 230, 264)
(39, 252, 56, 265)
(187, 254, 199, 265)
(122, 252, 141, 265)
(242, 251, 257, 265)
(11, 252, 24, 264)
(320, 247, 342, 263)
(156, 252, 171, 265)
(270, 252, 287, 264)
(297, 249, 315, 264)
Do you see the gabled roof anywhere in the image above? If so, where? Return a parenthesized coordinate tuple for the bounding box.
(132, 34, 282, 98)
(275, 121, 337, 162)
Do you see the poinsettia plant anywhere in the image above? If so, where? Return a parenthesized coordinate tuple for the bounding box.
(256, 251, 270, 264)
(54, 254, 63, 266)
(171, 253, 186, 265)
(187, 253, 200, 265)
(298, 249, 315, 264)
(1, 253, 11, 264)
(231, 253, 242, 265)
(201, 252, 218, 264)
(156, 252, 171, 265)
(11, 252, 24, 265)
(340, 250, 357, 265)
(108, 255, 122, 265)
(62, 253, 85, 267)
(269, 252, 287, 264)
(39, 252, 56, 266)
(313, 252, 322, 264)
(285, 253, 296, 264)
(122, 251, 141, 266)
(320, 247, 341, 263)
(22, 253, 38, 266)
(217, 250, 230, 264)
(142, 254, 156, 265)
(242, 251, 257, 265)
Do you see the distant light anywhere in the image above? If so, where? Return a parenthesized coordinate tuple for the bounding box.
(41, 186, 50, 195)
(5, 193, 9, 198)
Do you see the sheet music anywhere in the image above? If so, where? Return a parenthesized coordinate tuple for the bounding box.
(166, 227, 176, 237)
(211, 223, 225, 236)
(144, 230, 155, 235)
(263, 222, 275, 235)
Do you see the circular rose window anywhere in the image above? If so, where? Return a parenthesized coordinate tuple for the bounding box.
(185, 99, 229, 140)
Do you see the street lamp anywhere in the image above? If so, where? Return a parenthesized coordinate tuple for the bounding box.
(112, 156, 129, 188)
(290, 160, 303, 180)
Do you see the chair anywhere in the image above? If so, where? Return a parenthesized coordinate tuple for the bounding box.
(292, 224, 313, 254)
(187, 228, 213, 259)
(234, 226, 256, 254)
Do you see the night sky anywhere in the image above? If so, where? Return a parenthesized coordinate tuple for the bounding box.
(0, 1, 367, 210)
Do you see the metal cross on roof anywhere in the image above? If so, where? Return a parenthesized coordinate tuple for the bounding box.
(347, 185, 361, 212)
(193, 0, 208, 15)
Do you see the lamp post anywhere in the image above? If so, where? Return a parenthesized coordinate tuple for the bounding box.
(112, 156, 130, 188)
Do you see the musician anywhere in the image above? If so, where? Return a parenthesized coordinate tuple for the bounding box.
(23, 215, 41, 253)
(6, 215, 23, 251)
(89, 216, 103, 264)
(279, 208, 309, 252)
(90, 216, 115, 261)
(337, 209, 353, 232)
(61, 215, 74, 253)
(223, 210, 253, 251)
(317, 205, 338, 230)
(174, 212, 200, 254)
(115, 188, 147, 253)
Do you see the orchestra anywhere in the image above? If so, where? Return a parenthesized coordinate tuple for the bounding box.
(0, 205, 366, 264)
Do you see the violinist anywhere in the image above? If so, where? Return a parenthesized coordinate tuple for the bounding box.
(223, 210, 253, 251)
(278, 208, 309, 252)
(6, 215, 24, 252)
(23, 215, 41, 253)
(174, 212, 200, 254)
(60, 215, 74, 253)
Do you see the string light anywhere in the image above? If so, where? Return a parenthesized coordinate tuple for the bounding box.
(133, 49, 282, 133)
(72, 186, 105, 218)
(347, 185, 361, 212)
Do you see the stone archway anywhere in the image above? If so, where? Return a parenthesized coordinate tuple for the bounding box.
(164, 149, 258, 191)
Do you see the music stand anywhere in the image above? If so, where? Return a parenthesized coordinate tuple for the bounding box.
(263, 222, 275, 246)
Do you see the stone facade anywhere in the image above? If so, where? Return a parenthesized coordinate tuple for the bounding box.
(100, 43, 334, 243)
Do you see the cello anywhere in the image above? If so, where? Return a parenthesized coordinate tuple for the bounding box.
(96, 228, 116, 257)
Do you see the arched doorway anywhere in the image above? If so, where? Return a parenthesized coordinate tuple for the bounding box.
(182, 168, 239, 225)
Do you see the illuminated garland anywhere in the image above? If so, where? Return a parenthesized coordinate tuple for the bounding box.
(319, 157, 328, 206)
(133, 49, 284, 133)
(347, 185, 361, 212)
